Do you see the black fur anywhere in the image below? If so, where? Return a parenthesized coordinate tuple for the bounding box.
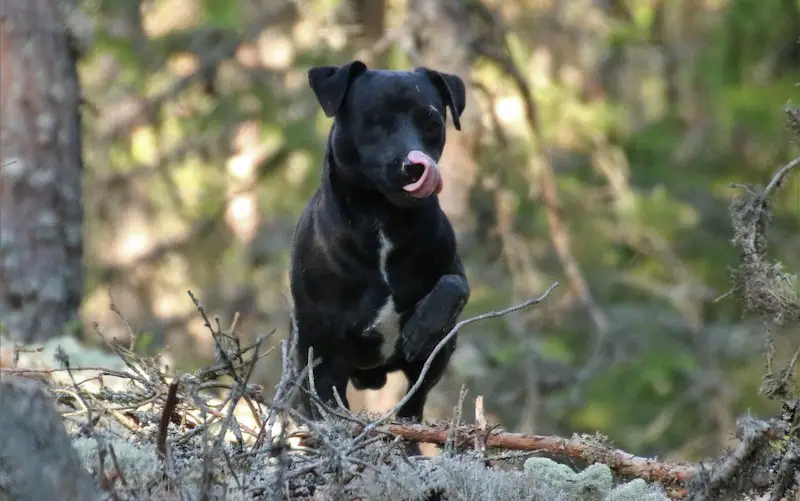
(289, 60, 470, 455)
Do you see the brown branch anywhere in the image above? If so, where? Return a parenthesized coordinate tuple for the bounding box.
(350, 421, 695, 494)
(157, 379, 180, 460)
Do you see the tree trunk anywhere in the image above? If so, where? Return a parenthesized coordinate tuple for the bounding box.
(0, 0, 85, 343)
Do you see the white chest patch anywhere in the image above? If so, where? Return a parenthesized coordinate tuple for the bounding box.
(366, 229, 401, 360)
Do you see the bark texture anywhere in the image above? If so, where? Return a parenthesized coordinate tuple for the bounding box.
(0, 375, 100, 501)
(0, 0, 84, 343)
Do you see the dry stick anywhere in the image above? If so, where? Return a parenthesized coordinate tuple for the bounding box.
(108, 290, 138, 352)
(762, 155, 800, 199)
(157, 379, 180, 460)
(198, 405, 213, 501)
(474, 395, 489, 463)
(214, 336, 265, 452)
(0, 366, 140, 378)
(188, 290, 242, 386)
(445, 385, 469, 456)
(107, 443, 139, 501)
(359, 422, 697, 489)
(221, 448, 245, 493)
(306, 347, 331, 419)
(347, 281, 560, 454)
(256, 327, 297, 450)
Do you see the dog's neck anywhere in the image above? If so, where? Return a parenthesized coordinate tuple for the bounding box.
(322, 149, 433, 235)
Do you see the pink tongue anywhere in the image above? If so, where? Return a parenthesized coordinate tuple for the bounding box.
(402, 151, 442, 198)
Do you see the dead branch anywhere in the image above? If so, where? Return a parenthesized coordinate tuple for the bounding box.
(474, 395, 488, 458)
(763, 155, 800, 199)
(157, 379, 180, 460)
(348, 421, 697, 490)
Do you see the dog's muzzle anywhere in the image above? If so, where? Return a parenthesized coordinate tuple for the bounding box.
(401, 150, 443, 199)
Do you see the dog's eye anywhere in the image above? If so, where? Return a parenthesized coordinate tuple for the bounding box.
(424, 120, 442, 137)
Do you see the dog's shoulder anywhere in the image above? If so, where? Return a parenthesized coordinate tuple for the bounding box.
(291, 185, 383, 282)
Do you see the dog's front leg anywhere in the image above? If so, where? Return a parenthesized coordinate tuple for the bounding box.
(298, 354, 351, 420)
(401, 273, 469, 362)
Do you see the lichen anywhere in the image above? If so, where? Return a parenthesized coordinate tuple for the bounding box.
(523, 458, 613, 501)
(522, 457, 671, 501)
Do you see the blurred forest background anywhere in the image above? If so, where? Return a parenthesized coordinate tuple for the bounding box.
(2, 0, 800, 467)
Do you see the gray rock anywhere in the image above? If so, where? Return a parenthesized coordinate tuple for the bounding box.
(0, 375, 100, 501)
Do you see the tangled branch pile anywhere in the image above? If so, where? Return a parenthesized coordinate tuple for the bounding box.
(0, 280, 790, 501)
(0, 285, 671, 501)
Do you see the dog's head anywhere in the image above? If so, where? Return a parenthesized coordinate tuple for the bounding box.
(308, 60, 466, 207)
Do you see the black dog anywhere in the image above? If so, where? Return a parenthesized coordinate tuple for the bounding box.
(289, 60, 470, 453)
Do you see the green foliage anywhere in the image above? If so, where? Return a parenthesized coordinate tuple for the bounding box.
(133, 332, 156, 354)
(201, 0, 241, 29)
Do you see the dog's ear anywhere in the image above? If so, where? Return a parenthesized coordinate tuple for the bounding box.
(415, 68, 466, 131)
(308, 60, 368, 118)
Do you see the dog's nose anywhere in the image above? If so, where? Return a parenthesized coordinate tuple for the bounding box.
(400, 150, 443, 198)
(401, 159, 427, 182)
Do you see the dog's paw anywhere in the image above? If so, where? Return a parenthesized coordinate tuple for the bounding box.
(400, 328, 429, 362)
(400, 314, 460, 362)
(401, 274, 468, 362)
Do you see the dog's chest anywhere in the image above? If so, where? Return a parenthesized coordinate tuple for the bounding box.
(364, 229, 402, 360)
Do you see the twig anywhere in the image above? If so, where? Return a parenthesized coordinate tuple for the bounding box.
(107, 443, 138, 501)
(198, 405, 214, 501)
(474, 395, 489, 461)
(444, 385, 468, 456)
(762, 155, 800, 199)
(256, 316, 299, 450)
(188, 290, 242, 386)
(108, 290, 138, 351)
(377, 436, 404, 465)
(348, 281, 559, 453)
(157, 379, 180, 460)
(213, 336, 264, 453)
(306, 346, 330, 419)
(221, 449, 244, 493)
